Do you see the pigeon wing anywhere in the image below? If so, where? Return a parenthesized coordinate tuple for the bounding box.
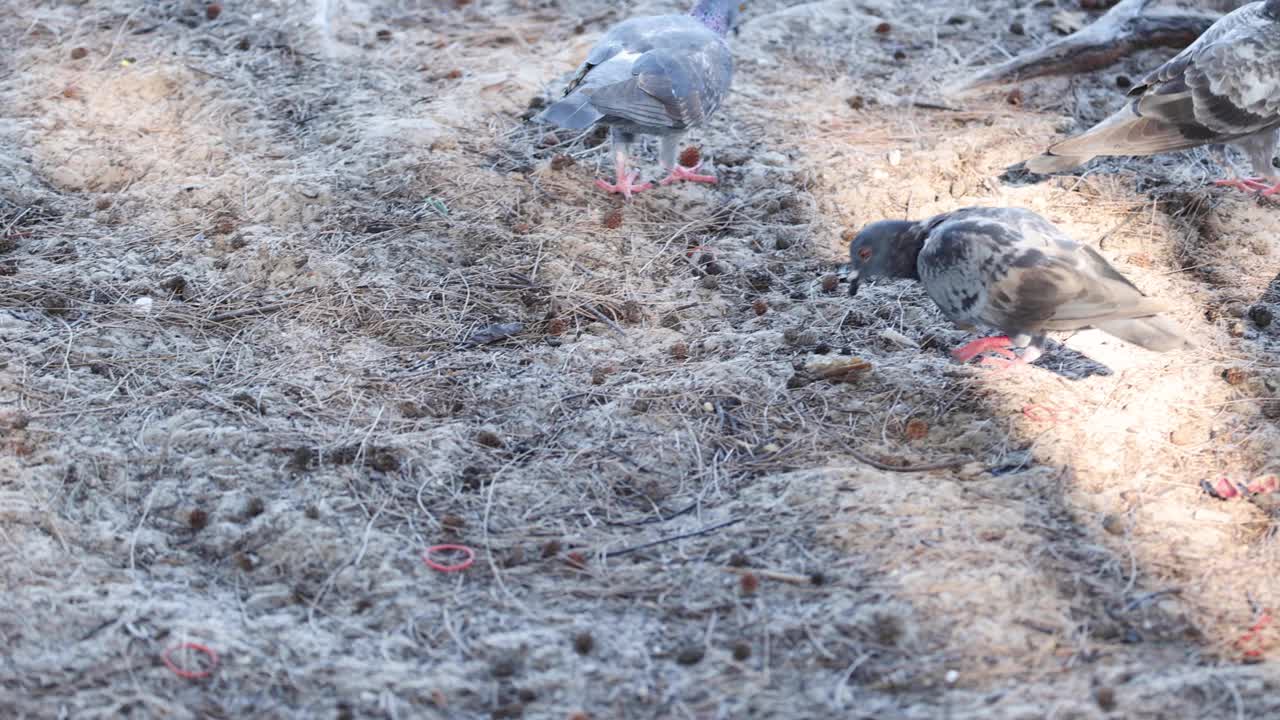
(918, 209, 1165, 335)
(585, 24, 732, 129)
(1132, 2, 1280, 139)
(982, 225, 1168, 332)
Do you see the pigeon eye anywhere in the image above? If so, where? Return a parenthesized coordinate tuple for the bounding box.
(858, 247, 872, 261)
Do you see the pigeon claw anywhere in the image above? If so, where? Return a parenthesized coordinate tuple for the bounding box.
(595, 172, 652, 200)
(1213, 177, 1280, 194)
(659, 164, 718, 186)
(951, 336, 1015, 364)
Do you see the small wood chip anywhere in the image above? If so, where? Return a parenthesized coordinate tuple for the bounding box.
(810, 358, 873, 384)
(878, 328, 918, 348)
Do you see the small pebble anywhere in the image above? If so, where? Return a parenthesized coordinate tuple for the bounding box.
(1248, 305, 1273, 328)
(674, 645, 705, 665)
(904, 418, 928, 441)
(1101, 514, 1125, 536)
(1095, 686, 1117, 711)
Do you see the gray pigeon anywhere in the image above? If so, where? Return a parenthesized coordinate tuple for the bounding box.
(535, 0, 739, 198)
(847, 207, 1191, 366)
(1025, 0, 1280, 194)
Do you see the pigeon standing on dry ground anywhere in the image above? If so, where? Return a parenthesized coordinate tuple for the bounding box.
(1025, 0, 1280, 194)
(535, 0, 739, 198)
(847, 207, 1192, 366)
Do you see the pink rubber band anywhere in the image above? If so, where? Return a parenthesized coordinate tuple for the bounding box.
(423, 544, 475, 572)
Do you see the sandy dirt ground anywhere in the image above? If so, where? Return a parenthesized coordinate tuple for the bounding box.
(5, 0, 1280, 717)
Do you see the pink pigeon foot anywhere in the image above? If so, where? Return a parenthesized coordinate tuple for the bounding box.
(595, 172, 652, 200)
(659, 163, 718, 186)
(951, 336, 1015, 364)
(1213, 177, 1280, 195)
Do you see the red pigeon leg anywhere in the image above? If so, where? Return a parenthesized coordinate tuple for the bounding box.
(1213, 177, 1272, 192)
(659, 163, 718, 186)
(595, 153, 652, 200)
(951, 336, 1016, 364)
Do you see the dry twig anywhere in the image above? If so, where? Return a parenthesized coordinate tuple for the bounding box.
(949, 0, 1218, 94)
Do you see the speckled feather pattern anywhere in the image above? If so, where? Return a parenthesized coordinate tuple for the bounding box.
(915, 208, 1167, 336)
(1136, 0, 1280, 137)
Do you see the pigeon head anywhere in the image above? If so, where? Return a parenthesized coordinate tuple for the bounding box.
(846, 220, 924, 296)
(1266, 0, 1280, 20)
(691, 0, 743, 36)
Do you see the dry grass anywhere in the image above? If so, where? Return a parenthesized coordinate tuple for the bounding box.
(4, 0, 1280, 718)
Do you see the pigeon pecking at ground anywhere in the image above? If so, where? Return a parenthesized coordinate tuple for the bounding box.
(1024, 0, 1280, 194)
(534, 0, 739, 199)
(846, 207, 1192, 367)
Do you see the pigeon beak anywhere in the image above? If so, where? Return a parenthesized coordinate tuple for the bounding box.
(847, 270, 860, 296)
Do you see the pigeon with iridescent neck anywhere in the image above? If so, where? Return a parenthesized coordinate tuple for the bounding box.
(535, 0, 740, 198)
(847, 207, 1192, 367)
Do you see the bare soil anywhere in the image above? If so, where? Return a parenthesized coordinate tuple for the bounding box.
(4, 0, 1280, 718)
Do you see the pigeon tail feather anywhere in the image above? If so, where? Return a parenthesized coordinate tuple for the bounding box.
(536, 92, 602, 131)
(1024, 151, 1093, 175)
(1095, 315, 1193, 353)
(1025, 105, 1197, 175)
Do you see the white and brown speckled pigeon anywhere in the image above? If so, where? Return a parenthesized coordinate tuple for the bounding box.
(535, 0, 739, 198)
(847, 207, 1192, 366)
(1025, 0, 1280, 194)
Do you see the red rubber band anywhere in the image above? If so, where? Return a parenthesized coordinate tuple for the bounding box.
(1236, 611, 1271, 658)
(161, 642, 218, 680)
(423, 544, 475, 572)
(1022, 404, 1055, 423)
